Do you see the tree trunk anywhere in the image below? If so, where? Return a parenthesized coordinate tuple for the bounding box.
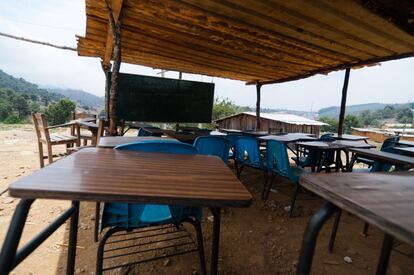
(105, 0, 124, 136)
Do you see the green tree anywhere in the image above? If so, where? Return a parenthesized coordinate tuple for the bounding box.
(29, 101, 42, 113)
(0, 101, 12, 120)
(344, 114, 362, 134)
(396, 108, 413, 124)
(318, 116, 338, 133)
(212, 98, 245, 121)
(46, 98, 76, 125)
(11, 94, 30, 118)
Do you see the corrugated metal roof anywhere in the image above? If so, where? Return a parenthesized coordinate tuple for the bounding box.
(217, 112, 328, 126)
(77, 0, 414, 85)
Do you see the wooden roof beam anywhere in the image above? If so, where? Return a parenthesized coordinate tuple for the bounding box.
(247, 51, 414, 86)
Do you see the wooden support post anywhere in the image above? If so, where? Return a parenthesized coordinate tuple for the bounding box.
(104, 0, 124, 136)
(179, 72, 182, 79)
(101, 62, 112, 121)
(256, 82, 262, 130)
(337, 68, 351, 135)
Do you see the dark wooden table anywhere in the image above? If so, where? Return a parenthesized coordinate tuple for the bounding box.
(258, 133, 317, 143)
(0, 148, 252, 275)
(97, 136, 176, 148)
(297, 172, 414, 275)
(219, 129, 268, 137)
(397, 140, 414, 147)
(348, 148, 414, 171)
(332, 134, 369, 143)
(296, 141, 351, 172)
(394, 146, 414, 156)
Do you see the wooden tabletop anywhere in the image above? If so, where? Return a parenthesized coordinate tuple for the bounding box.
(394, 146, 414, 156)
(219, 129, 268, 137)
(300, 172, 414, 247)
(296, 141, 349, 150)
(349, 148, 414, 166)
(332, 134, 369, 141)
(259, 134, 317, 143)
(9, 148, 252, 208)
(331, 140, 376, 149)
(97, 136, 177, 148)
(398, 140, 414, 147)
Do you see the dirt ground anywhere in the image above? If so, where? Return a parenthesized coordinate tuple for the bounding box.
(0, 125, 413, 275)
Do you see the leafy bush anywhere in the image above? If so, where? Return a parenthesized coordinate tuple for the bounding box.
(46, 98, 76, 125)
(318, 116, 338, 133)
(4, 114, 22, 124)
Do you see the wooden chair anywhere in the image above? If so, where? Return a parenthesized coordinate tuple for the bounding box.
(32, 113, 80, 168)
(70, 112, 97, 146)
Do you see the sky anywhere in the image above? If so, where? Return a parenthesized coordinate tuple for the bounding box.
(0, 0, 413, 112)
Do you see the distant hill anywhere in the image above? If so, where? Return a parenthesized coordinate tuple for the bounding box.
(0, 69, 63, 105)
(46, 88, 104, 108)
(0, 69, 103, 109)
(319, 102, 414, 118)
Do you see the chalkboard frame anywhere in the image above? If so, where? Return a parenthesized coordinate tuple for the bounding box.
(107, 73, 215, 123)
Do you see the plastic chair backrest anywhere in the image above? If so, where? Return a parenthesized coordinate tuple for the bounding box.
(320, 133, 335, 142)
(224, 134, 241, 148)
(266, 140, 292, 179)
(115, 140, 198, 155)
(370, 136, 401, 172)
(113, 140, 198, 223)
(194, 136, 230, 163)
(380, 136, 400, 153)
(234, 136, 261, 165)
(137, 126, 161, 137)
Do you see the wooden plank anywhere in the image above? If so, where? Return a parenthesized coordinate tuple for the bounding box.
(9, 148, 252, 208)
(300, 172, 414, 247)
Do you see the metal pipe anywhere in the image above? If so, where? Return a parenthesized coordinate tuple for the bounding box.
(67, 201, 80, 275)
(12, 204, 77, 268)
(210, 207, 221, 275)
(0, 199, 34, 274)
(297, 202, 338, 275)
(376, 234, 394, 275)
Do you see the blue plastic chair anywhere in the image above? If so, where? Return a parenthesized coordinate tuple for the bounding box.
(354, 136, 401, 171)
(263, 140, 307, 217)
(233, 135, 266, 178)
(137, 126, 162, 137)
(96, 140, 206, 274)
(194, 136, 230, 163)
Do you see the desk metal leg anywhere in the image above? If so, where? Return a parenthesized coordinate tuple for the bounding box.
(67, 201, 79, 275)
(210, 207, 221, 275)
(0, 199, 34, 274)
(328, 210, 342, 253)
(297, 202, 338, 275)
(376, 234, 394, 275)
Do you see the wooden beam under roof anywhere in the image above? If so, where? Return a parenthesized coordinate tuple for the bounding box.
(102, 0, 124, 67)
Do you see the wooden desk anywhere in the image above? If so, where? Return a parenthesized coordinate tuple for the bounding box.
(259, 134, 316, 143)
(297, 172, 414, 274)
(1, 148, 252, 275)
(332, 134, 369, 142)
(97, 136, 176, 148)
(397, 140, 414, 147)
(394, 146, 414, 156)
(219, 129, 268, 137)
(349, 148, 414, 171)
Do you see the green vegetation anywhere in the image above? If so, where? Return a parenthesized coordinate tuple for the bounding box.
(45, 99, 76, 125)
(211, 98, 249, 121)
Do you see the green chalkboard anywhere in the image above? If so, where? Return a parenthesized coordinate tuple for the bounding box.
(108, 73, 214, 123)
